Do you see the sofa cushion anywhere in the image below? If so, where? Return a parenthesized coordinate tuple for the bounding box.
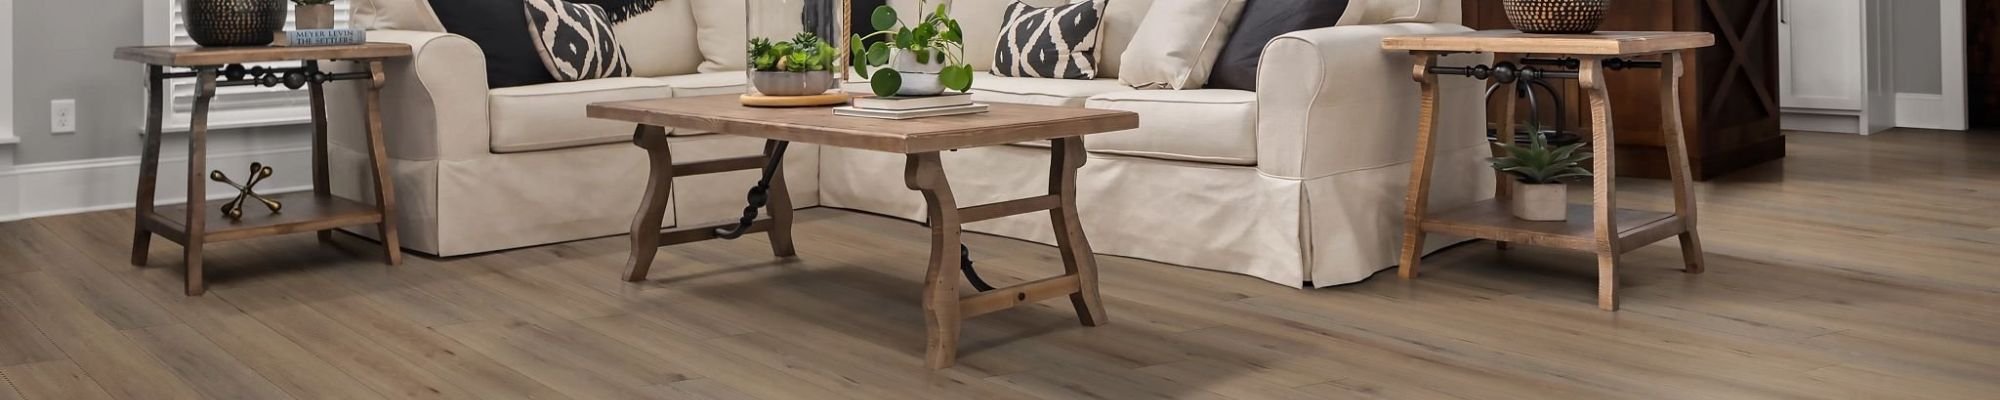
(1083, 89, 1257, 165)
(652, 71, 746, 97)
(1362, 0, 1439, 24)
(689, 0, 747, 72)
(615, 0, 703, 77)
(970, 75, 1132, 107)
(488, 77, 671, 153)
(649, 72, 744, 136)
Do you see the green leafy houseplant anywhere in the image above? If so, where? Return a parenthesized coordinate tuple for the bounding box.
(1490, 131, 1591, 184)
(749, 33, 839, 73)
(849, 1, 975, 97)
(1490, 129, 1591, 221)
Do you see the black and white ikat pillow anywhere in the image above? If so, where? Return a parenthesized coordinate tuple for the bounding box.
(991, 0, 1106, 80)
(524, 0, 633, 82)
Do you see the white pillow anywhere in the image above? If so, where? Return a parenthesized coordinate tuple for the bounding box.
(350, 0, 446, 32)
(689, 0, 745, 73)
(1116, 0, 1248, 90)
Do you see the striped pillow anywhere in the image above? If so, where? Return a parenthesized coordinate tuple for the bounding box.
(991, 0, 1106, 80)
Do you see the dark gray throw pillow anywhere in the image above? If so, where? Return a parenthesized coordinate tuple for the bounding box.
(428, 0, 556, 88)
(1206, 0, 1349, 91)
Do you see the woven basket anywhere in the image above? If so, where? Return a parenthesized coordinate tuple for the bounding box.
(1503, 0, 1610, 34)
(183, 0, 287, 47)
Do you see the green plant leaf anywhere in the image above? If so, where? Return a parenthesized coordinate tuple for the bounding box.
(895, 28, 916, 48)
(870, 68, 903, 97)
(943, 20, 963, 43)
(940, 65, 973, 91)
(914, 48, 931, 64)
(866, 42, 890, 65)
(871, 5, 899, 31)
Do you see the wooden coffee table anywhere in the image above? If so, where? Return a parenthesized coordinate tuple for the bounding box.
(588, 95, 1138, 368)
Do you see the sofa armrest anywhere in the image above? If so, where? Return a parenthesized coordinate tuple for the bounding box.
(1254, 23, 1491, 179)
(328, 30, 491, 161)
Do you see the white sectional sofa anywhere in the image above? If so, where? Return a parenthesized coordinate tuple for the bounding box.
(328, 0, 1493, 287)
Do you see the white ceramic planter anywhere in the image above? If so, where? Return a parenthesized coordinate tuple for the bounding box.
(1510, 180, 1568, 221)
(888, 48, 947, 96)
(295, 3, 335, 30)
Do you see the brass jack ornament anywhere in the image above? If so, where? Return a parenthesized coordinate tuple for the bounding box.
(211, 162, 281, 220)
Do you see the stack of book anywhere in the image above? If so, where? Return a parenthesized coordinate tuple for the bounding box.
(273, 29, 367, 47)
(834, 93, 988, 120)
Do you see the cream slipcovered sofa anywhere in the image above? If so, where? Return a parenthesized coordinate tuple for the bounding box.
(328, 0, 1494, 287)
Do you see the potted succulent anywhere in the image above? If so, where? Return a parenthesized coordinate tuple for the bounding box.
(292, 0, 337, 30)
(849, 1, 974, 97)
(1490, 131, 1592, 221)
(748, 33, 841, 96)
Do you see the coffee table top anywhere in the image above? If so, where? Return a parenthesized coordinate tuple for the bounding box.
(1381, 30, 1714, 56)
(588, 95, 1139, 154)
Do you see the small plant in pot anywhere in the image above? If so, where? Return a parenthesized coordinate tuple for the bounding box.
(292, 0, 337, 30)
(1491, 131, 1592, 221)
(849, 1, 974, 97)
(748, 33, 840, 96)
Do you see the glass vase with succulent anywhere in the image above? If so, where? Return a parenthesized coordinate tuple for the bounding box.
(291, 0, 337, 30)
(848, 1, 974, 97)
(747, 33, 841, 96)
(1489, 128, 1592, 221)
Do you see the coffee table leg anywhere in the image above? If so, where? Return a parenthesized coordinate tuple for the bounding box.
(904, 152, 964, 369)
(626, 125, 674, 282)
(1049, 138, 1105, 326)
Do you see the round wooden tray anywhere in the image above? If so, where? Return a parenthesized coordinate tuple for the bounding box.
(740, 92, 851, 107)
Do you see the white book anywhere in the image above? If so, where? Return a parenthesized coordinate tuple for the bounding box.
(833, 104, 990, 120)
(848, 93, 974, 111)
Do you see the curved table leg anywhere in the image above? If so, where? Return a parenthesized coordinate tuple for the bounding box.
(904, 152, 964, 369)
(1049, 137, 1105, 326)
(625, 125, 674, 282)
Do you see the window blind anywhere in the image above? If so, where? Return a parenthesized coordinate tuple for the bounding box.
(160, 1, 353, 130)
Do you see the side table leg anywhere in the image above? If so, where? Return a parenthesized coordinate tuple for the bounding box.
(185, 68, 218, 296)
(1658, 52, 1705, 274)
(362, 60, 403, 266)
(1491, 56, 1519, 251)
(1048, 138, 1105, 326)
(625, 125, 674, 282)
(905, 152, 964, 369)
(1398, 53, 1443, 279)
(132, 66, 166, 266)
(307, 60, 334, 245)
(1581, 57, 1622, 311)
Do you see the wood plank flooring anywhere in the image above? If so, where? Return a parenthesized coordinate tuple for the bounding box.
(1, 129, 1996, 399)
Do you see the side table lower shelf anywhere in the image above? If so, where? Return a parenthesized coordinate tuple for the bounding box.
(139, 192, 384, 244)
(1420, 199, 1686, 251)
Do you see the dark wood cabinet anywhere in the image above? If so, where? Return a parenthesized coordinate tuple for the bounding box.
(1464, 0, 1782, 180)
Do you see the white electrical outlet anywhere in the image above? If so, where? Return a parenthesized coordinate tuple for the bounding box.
(51, 99, 77, 134)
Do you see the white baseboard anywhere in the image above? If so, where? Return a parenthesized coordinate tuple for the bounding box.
(1, 146, 312, 222)
(1781, 112, 1861, 134)
(1895, 93, 1969, 131)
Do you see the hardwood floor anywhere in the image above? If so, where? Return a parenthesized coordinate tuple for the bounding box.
(2, 129, 1996, 399)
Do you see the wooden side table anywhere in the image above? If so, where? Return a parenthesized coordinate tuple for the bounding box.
(114, 44, 411, 295)
(1382, 31, 1714, 310)
(588, 95, 1137, 369)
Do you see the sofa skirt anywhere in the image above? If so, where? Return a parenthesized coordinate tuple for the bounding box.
(330, 135, 822, 257)
(818, 142, 1493, 288)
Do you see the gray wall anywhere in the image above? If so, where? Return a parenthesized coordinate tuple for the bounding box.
(1893, 0, 1944, 95)
(11, 0, 309, 165)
